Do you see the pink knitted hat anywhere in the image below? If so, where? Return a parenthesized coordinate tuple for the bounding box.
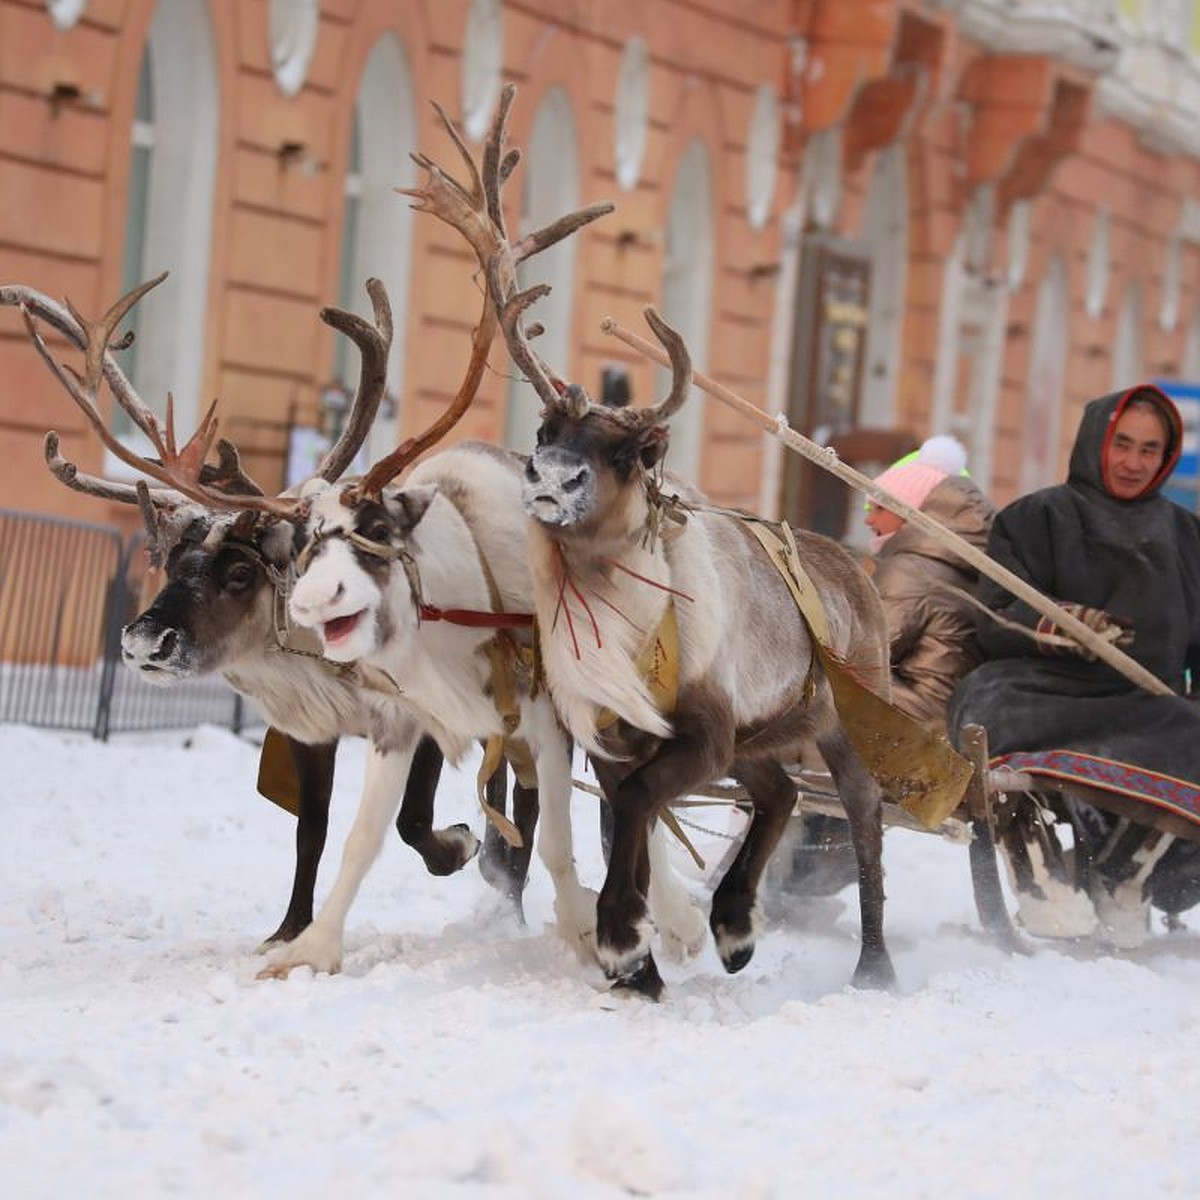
(871, 435, 968, 512)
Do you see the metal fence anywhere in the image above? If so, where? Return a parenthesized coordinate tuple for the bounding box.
(0, 508, 247, 738)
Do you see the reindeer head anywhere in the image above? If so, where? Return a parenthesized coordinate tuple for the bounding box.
(286, 477, 439, 663)
(9, 273, 396, 681)
(517, 308, 691, 540)
(123, 510, 299, 680)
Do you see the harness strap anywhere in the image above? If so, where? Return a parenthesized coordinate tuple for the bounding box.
(745, 518, 971, 828)
(296, 495, 542, 848)
(418, 604, 534, 629)
(742, 519, 830, 643)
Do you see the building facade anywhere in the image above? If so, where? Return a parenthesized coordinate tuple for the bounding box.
(2, 0, 1200, 536)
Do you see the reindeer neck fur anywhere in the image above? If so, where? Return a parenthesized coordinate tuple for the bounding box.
(527, 481, 722, 754)
(224, 649, 367, 744)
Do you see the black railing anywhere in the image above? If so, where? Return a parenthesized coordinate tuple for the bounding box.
(0, 508, 247, 738)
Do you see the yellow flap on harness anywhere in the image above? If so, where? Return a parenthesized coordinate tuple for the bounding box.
(595, 600, 681, 731)
(743, 519, 971, 828)
(476, 735, 527, 848)
(256, 726, 302, 817)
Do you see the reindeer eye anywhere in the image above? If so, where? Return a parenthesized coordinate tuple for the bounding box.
(364, 519, 390, 544)
(224, 560, 255, 592)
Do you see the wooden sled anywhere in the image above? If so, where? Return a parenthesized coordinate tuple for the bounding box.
(587, 721, 1198, 951)
(957, 723, 1200, 945)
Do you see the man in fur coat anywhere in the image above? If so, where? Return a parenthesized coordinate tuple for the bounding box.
(949, 384, 1200, 939)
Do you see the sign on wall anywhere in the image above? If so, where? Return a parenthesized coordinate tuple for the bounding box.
(1153, 379, 1200, 513)
(782, 234, 872, 537)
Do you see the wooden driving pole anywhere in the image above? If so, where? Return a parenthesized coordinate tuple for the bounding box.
(602, 315, 1174, 698)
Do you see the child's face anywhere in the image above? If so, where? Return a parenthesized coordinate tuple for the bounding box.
(866, 504, 904, 538)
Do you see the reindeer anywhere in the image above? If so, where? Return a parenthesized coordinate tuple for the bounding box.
(8, 273, 523, 946)
(486, 297, 897, 1000)
(275, 86, 709, 982)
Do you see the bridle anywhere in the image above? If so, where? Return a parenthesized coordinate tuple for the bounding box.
(295, 512, 533, 632)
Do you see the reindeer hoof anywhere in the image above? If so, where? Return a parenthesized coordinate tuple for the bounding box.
(851, 948, 896, 991)
(255, 917, 311, 952)
(256, 960, 297, 981)
(257, 926, 343, 979)
(608, 955, 664, 1002)
(422, 824, 480, 877)
(720, 942, 756, 975)
(256, 958, 341, 981)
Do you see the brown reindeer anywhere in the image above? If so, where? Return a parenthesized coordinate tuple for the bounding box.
(497, 304, 896, 998)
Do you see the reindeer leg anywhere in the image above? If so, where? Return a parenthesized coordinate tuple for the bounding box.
(817, 726, 896, 990)
(589, 760, 661, 998)
(532, 723, 599, 962)
(479, 767, 539, 922)
(646, 819, 708, 963)
(258, 737, 337, 949)
(594, 710, 732, 998)
(396, 734, 479, 875)
(710, 758, 796, 973)
(259, 728, 420, 979)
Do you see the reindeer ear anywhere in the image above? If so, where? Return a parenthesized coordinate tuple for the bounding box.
(639, 425, 670, 469)
(390, 484, 439, 533)
(231, 510, 259, 538)
(260, 517, 298, 564)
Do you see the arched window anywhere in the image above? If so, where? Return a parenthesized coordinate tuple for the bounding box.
(113, 0, 218, 465)
(745, 83, 780, 230)
(504, 88, 579, 453)
(1022, 254, 1070, 493)
(660, 139, 714, 481)
(462, 0, 503, 141)
(45, 0, 86, 30)
(117, 53, 154, 404)
(1085, 208, 1111, 318)
(1184, 308, 1200, 378)
(859, 143, 908, 429)
(331, 34, 415, 464)
(1112, 280, 1144, 388)
(614, 37, 649, 191)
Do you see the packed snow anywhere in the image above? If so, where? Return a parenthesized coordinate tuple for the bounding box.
(3, 720, 1200, 1199)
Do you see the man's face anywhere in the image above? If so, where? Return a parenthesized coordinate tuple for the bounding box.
(1105, 405, 1168, 500)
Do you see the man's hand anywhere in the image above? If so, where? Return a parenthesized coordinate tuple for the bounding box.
(1035, 603, 1134, 660)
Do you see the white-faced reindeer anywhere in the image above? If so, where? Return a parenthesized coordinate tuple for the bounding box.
(488, 294, 896, 998)
(278, 85, 709, 983)
(7, 273, 514, 947)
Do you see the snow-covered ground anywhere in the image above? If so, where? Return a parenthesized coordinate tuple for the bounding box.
(3, 721, 1200, 1199)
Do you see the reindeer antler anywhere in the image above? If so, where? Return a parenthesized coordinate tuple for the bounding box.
(317, 277, 394, 482)
(639, 307, 691, 425)
(16, 274, 298, 517)
(42, 429, 182, 506)
(347, 84, 615, 500)
(344, 93, 515, 500)
(4, 280, 186, 510)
